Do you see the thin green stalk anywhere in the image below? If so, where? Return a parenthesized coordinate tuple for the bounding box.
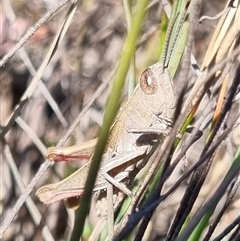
(123, 0, 136, 96)
(70, 1, 150, 240)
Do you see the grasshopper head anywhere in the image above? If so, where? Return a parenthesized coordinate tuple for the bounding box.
(139, 62, 176, 123)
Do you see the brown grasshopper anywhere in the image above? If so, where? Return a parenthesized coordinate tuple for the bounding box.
(36, 62, 176, 221)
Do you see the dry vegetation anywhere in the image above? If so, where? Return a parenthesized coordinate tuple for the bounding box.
(0, 0, 239, 241)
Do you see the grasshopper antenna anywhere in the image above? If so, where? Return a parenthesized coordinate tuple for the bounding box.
(162, 7, 188, 68)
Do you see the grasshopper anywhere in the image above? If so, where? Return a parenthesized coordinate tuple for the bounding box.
(36, 62, 176, 239)
(36, 62, 176, 204)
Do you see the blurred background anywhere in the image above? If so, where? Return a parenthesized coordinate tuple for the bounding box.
(1, 0, 239, 240)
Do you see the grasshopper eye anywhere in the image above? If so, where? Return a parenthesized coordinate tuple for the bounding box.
(139, 69, 157, 95)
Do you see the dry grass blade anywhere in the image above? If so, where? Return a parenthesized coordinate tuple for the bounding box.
(0, 0, 72, 68)
(2, 139, 54, 241)
(201, 0, 239, 69)
(0, 0, 79, 237)
(202, 173, 240, 241)
(0, 0, 78, 139)
(15, 117, 47, 156)
(18, 48, 68, 127)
